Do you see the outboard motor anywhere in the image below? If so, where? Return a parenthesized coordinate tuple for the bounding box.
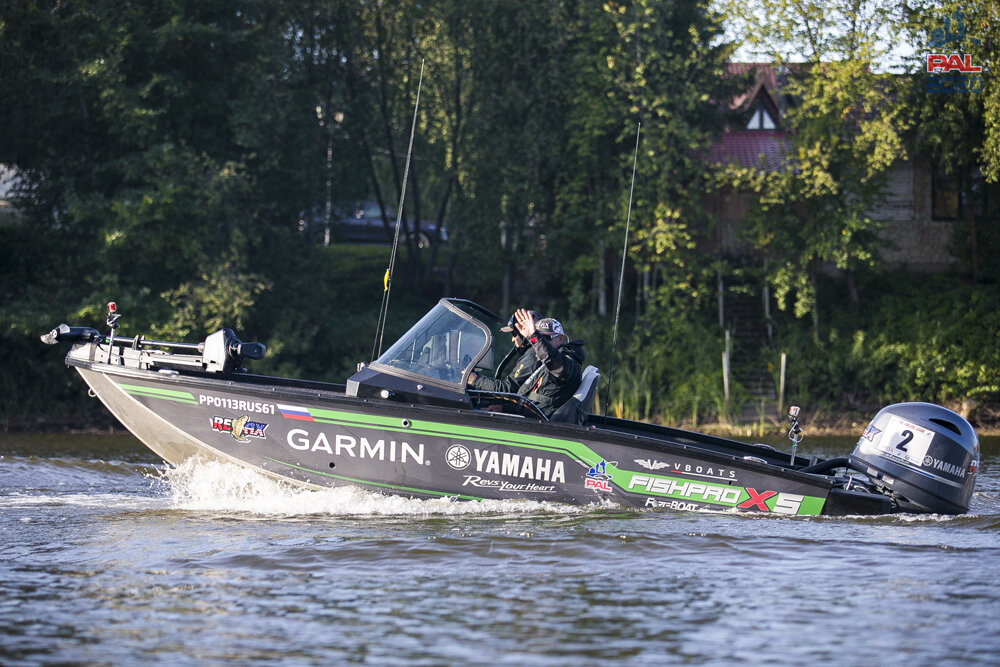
(850, 402, 979, 514)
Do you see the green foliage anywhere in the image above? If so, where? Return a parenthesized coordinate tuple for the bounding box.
(719, 0, 913, 334)
(155, 262, 271, 341)
(0, 0, 997, 430)
(897, 2, 1000, 284)
(577, 301, 727, 425)
(558, 0, 739, 320)
(900, 1, 1000, 182)
(776, 273, 1000, 413)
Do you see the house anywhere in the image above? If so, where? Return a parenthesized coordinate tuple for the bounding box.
(702, 64, 966, 419)
(705, 63, 793, 259)
(706, 63, 959, 273)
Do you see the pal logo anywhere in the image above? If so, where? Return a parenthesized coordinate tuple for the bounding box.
(925, 9, 984, 94)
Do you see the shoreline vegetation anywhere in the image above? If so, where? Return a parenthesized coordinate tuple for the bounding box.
(11, 246, 998, 442)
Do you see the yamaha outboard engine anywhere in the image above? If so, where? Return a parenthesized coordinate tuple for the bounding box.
(850, 402, 979, 514)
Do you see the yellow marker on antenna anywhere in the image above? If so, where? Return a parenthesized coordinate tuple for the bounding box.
(383, 269, 390, 292)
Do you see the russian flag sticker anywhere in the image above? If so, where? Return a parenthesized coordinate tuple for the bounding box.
(277, 404, 314, 421)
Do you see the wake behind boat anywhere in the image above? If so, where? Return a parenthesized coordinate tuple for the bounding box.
(42, 298, 980, 516)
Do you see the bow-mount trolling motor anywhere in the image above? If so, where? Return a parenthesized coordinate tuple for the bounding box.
(41, 301, 267, 375)
(849, 402, 980, 514)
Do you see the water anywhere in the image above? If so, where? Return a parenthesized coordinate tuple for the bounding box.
(2, 433, 999, 665)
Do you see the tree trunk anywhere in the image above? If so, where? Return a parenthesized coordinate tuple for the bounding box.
(502, 257, 512, 315)
(810, 263, 820, 343)
(598, 241, 607, 317)
(969, 207, 979, 284)
(846, 270, 859, 307)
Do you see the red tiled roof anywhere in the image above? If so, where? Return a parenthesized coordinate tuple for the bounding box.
(708, 130, 791, 170)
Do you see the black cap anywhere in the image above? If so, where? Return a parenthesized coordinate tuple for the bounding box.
(535, 318, 565, 338)
(501, 310, 542, 333)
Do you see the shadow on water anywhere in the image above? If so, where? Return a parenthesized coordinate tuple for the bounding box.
(0, 432, 157, 462)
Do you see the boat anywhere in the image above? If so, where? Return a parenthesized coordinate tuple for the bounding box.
(41, 298, 981, 516)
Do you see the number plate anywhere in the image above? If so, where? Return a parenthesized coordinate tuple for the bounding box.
(875, 415, 934, 466)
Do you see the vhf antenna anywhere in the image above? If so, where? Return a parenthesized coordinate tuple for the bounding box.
(372, 59, 425, 362)
(603, 122, 641, 421)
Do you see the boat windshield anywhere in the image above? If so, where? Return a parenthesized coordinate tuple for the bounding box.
(372, 301, 498, 387)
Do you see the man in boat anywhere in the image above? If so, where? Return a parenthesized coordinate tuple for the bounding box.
(512, 310, 585, 418)
(466, 309, 542, 393)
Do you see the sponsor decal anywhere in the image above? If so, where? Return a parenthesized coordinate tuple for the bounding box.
(645, 498, 699, 511)
(211, 415, 268, 442)
(463, 447, 566, 483)
(861, 424, 881, 441)
(445, 445, 473, 470)
(627, 476, 808, 514)
(461, 475, 556, 494)
(200, 394, 275, 414)
(629, 475, 743, 504)
(922, 454, 968, 479)
(738, 488, 777, 511)
(634, 458, 737, 481)
(585, 459, 613, 492)
(278, 404, 315, 421)
(286, 429, 426, 465)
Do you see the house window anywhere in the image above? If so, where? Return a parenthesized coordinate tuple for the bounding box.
(746, 102, 776, 130)
(932, 168, 961, 220)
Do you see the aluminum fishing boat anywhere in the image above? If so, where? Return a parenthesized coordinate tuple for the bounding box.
(42, 298, 980, 516)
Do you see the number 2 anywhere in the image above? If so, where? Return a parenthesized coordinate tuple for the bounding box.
(895, 430, 913, 452)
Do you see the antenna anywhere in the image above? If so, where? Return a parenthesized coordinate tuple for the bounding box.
(603, 122, 641, 420)
(372, 59, 425, 362)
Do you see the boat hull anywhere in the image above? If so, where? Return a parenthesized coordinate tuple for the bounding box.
(72, 354, 837, 516)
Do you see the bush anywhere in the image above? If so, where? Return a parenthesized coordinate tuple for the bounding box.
(775, 272, 1000, 420)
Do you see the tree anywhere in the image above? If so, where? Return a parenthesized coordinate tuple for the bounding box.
(900, 0, 1000, 284)
(553, 1, 738, 320)
(0, 2, 315, 314)
(722, 0, 910, 337)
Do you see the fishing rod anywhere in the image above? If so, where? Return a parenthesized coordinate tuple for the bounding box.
(372, 59, 425, 362)
(603, 122, 641, 421)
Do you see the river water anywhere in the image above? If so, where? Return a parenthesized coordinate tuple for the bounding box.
(2, 432, 998, 665)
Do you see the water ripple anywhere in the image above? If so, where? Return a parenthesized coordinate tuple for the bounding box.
(2, 435, 999, 665)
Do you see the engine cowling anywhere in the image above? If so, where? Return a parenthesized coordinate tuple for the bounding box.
(849, 402, 979, 514)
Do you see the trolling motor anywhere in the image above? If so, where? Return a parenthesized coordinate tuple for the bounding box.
(787, 405, 803, 464)
(41, 301, 266, 374)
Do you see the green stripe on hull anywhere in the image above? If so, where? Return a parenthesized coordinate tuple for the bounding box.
(287, 408, 827, 515)
(118, 382, 198, 405)
(302, 408, 600, 463)
(618, 468, 826, 515)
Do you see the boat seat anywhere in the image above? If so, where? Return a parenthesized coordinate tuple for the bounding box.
(549, 365, 601, 425)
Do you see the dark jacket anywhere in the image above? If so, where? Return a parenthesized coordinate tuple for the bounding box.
(518, 337, 585, 417)
(471, 345, 540, 394)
